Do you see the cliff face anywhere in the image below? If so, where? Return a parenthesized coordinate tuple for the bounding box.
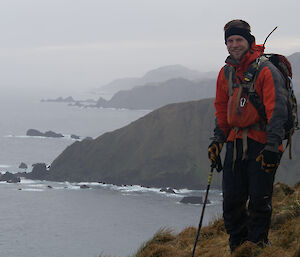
(48, 99, 219, 189)
(48, 98, 300, 188)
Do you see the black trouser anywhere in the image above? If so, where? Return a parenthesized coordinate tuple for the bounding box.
(222, 138, 277, 252)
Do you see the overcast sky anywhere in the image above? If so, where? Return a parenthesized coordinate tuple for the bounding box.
(1, 0, 299, 95)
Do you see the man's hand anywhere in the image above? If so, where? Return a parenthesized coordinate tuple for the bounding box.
(256, 149, 280, 173)
(208, 141, 223, 165)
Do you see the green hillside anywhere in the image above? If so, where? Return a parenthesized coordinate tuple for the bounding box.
(48, 99, 220, 189)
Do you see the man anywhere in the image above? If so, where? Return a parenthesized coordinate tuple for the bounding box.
(208, 20, 287, 252)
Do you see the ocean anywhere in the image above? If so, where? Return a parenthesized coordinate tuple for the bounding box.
(0, 89, 222, 257)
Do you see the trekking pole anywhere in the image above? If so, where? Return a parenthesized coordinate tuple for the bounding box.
(191, 157, 222, 257)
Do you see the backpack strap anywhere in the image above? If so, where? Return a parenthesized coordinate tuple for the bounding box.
(226, 65, 235, 96)
(245, 57, 268, 122)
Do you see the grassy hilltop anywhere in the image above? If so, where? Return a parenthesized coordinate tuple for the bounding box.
(132, 182, 300, 257)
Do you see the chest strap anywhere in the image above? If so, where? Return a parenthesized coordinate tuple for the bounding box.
(232, 123, 265, 171)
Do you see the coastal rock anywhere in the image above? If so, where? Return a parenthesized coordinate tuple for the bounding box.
(26, 163, 48, 180)
(160, 187, 176, 194)
(180, 196, 210, 205)
(26, 129, 44, 137)
(80, 184, 90, 189)
(19, 162, 28, 169)
(26, 129, 64, 138)
(71, 134, 80, 140)
(44, 131, 64, 138)
(7, 176, 21, 183)
(0, 172, 21, 183)
(41, 96, 75, 103)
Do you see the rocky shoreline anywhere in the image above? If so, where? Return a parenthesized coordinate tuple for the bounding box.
(0, 163, 211, 204)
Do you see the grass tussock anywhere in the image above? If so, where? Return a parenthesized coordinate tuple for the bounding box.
(134, 182, 300, 257)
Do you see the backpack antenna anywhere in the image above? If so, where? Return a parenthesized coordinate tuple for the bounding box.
(263, 26, 278, 47)
(259, 26, 278, 57)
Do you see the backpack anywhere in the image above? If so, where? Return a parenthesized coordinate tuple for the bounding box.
(227, 53, 299, 159)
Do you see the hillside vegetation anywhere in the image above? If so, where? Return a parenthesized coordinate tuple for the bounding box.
(48, 99, 220, 189)
(133, 182, 300, 257)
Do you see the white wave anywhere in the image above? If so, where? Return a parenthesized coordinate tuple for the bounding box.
(66, 184, 81, 190)
(73, 181, 200, 197)
(4, 134, 80, 141)
(97, 183, 184, 198)
(77, 182, 100, 186)
(118, 185, 161, 193)
(20, 188, 44, 192)
(28, 183, 47, 188)
(20, 179, 41, 184)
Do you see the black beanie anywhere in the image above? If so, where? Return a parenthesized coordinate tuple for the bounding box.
(225, 27, 255, 45)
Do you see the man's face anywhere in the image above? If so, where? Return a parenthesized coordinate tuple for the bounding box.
(226, 35, 249, 62)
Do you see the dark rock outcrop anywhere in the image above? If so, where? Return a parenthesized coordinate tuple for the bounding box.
(26, 163, 48, 180)
(71, 134, 80, 140)
(41, 96, 75, 103)
(19, 162, 28, 169)
(44, 131, 64, 138)
(0, 172, 21, 183)
(8, 176, 21, 183)
(26, 129, 64, 138)
(26, 129, 44, 137)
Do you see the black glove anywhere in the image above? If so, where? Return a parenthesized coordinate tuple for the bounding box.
(256, 149, 280, 173)
(208, 141, 223, 171)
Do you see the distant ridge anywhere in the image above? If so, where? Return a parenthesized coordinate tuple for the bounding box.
(95, 78, 216, 110)
(98, 64, 217, 95)
(93, 53, 300, 110)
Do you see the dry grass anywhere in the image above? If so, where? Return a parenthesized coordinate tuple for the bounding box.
(134, 182, 300, 257)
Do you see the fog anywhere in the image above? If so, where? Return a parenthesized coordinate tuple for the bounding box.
(0, 0, 299, 97)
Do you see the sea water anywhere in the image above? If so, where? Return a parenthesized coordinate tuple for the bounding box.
(0, 89, 222, 257)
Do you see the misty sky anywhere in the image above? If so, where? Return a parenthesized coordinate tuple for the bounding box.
(1, 0, 299, 95)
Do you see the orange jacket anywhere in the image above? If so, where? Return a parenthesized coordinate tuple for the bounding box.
(213, 43, 288, 152)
